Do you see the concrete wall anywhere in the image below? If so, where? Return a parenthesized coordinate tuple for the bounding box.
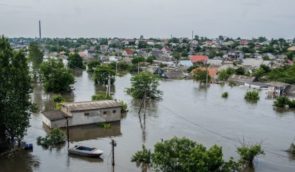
(68, 107, 121, 127)
(42, 115, 67, 128)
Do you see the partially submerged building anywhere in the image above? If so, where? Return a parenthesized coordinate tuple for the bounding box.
(42, 100, 122, 128)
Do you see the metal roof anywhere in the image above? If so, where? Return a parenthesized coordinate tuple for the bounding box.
(62, 100, 121, 112)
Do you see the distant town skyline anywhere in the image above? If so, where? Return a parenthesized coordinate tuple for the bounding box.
(1, 0, 295, 39)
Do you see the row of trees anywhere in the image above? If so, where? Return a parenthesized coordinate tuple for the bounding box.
(131, 137, 264, 172)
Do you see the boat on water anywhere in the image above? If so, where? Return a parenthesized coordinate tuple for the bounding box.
(68, 145, 103, 157)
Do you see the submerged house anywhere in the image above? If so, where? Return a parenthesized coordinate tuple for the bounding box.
(43, 100, 122, 128)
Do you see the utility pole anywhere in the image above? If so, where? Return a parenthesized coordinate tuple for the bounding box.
(66, 117, 69, 148)
(205, 61, 209, 88)
(115, 61, 118, 75)
(106, 75, 111, 96)
(137, 62, 140, 73)
(111, 139, 117, 167)
(108, 75, 111, 96)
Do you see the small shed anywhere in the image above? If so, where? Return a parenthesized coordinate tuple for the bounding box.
(228, 75, 255, 85)
(42, 100, 122, 128)
(266, 82, 290, 98)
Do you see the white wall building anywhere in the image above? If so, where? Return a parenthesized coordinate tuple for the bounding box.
(43, 100, 122, 128)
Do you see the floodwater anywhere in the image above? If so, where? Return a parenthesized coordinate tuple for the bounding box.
(1, 71, 295, 172)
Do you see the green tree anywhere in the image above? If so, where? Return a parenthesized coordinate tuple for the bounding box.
(29, 42, 43, 66)
(131, 145, 152, 172)
(218, 68, 235, 81)
(235, 67, 245, 75)
(87, 60, 101, 73)
(29, 42, 43, 81)
(68, 53, 85, 69)
(267, 65, 295, 84)
(93, 64, 115, 85)
(237, 144, 264, 167)
(0, 37, 32, 149)
(172, 52, 181, 64)
(127, 72, 162, 100)
(40, 59, 75, 93)
(132, 137, 239, 172)
(146, 56, 156, 64)
(193, 69, 211, 84)
(132, 57, 145, 65)
(289, 143, 295, 155)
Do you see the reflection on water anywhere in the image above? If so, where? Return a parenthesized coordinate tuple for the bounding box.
(0, 150, 39, 172)
(67, 154, 104, 163)
(67, 122, 121, 142)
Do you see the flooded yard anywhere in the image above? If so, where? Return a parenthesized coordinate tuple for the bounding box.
(1, 71, 295, 172)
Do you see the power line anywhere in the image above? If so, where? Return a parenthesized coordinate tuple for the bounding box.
(159, 103, 294, 160)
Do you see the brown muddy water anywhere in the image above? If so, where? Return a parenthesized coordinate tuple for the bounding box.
(1, 71, 295, 172)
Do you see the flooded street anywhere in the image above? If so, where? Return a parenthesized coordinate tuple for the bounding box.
(1, 71, 295, 172)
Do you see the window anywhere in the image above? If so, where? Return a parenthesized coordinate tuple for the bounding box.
(103, 111, 107, 115)
(84, 112, 90, 116)
(112, 110, 116, 113)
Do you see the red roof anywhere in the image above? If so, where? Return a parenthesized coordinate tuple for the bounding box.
(125, 49, 134, 55)
(190, 55, 208, 63)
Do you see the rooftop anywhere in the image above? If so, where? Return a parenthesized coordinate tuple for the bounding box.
(62, 100, 121, 112)
(43, 110, 67, 121)
(190, 55, 208, 63)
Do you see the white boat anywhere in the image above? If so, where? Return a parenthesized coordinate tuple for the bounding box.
(68, 145, 103, 157)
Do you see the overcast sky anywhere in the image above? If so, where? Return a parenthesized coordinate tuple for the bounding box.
(0, 0, 295, 39)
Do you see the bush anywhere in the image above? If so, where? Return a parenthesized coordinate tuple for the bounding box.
(244, 91, 260, 103)
(98, 122, 111, 129)
(92, 92, 113, 101)
(30, 103, 39, 113)
(237, 144, 264, 166)
(37, 128, 65, 148)
(119, 101, 128, 112)
(222, 92, 228, 98)
(273, 96, 295, 109)
(218, 68, 235, 81)
(273, 96, 290, 108)
(52, 95, 65, 110)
